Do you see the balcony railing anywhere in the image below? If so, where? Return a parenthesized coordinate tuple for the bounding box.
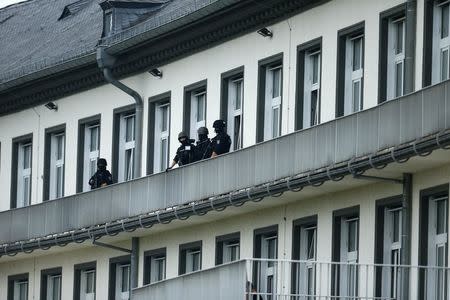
(133, 258, 450, 300)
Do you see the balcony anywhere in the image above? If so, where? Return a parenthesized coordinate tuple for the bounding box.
(1, 80, 450, 253)
(133, 258, 450, 300)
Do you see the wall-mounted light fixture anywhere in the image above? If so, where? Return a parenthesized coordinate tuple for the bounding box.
(149, 68, 163, 78)
(257, 27, 273, 38)
(44, 102, 58, 111)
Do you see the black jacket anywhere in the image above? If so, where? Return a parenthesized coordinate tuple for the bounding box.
(174, 143, 196, 166)
(195, 138, 213, 161)
(211, 132, 231, 155)
(89, 169, 113, 190)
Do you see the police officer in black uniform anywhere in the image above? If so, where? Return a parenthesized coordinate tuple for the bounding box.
(211, 119, 231, 158)
(195, 126, 213, 161)
(88, 158, 113, 190)
(167, 132, 196, 170)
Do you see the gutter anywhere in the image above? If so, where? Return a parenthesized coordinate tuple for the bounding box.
(96, 46, 143, 179)
(2, 129, 450, 257)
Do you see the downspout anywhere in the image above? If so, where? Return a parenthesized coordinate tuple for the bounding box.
(401, 173, 412, 299)
(96, 46, 143, 179)
(404, 0, 417, 94)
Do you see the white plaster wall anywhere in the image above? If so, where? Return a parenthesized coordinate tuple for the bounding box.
(3, 160, 450, 298)
(0, 0, 416, 209)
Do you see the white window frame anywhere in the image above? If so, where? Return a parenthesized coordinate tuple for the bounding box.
(260, 234, 277, 299)
(381, 207, 402, 299)
(426, 195, 448, 300)
(432, 1, 450, 84)
(387, 17, 406, 100)
(115, 264, 130, 300)
(83, 124, 100, 192)
(46, 274, 62, 300)
(150, 255, 166, 283)
(339, 217, 359, 299)
(80, 269, 96, 300)
(190, 91, 206, 139)
(13, 279, 28, 300)
(344, 34, 364, 115)
(297, 225, 317, 298)
(227, 77, 244, 151)
(186, 248, 201, 273)
(223, 240, 240, 263)
(17, 142, 32, 208)
(264, 65, 282, 140)
(49, 133, 65, 200)
(118, 113, 135, 182)
(153, 103, 170, 173)
(303, 49, 321, 128)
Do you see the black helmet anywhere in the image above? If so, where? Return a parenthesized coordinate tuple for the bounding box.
(197, 127, 209, 135)
(213, 119, 226, 129)
(97, 158, 107, 167)
(178, 131, 188, 140)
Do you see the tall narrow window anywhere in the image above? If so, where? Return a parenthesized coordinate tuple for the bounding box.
(227, 77, 244, 150)
(179, 241, 202, 275)
(265, 65, 282, 140)
(48, 130, 65, 200)
(427, 195, 448, 299)
(41, 268, 62, 300)
(345, 35, 364, 114)
(254, 226, 278, 299)
(143, 248, 166, 284)
(432, 1, 450, 84)
(8, 273, 28, 300)
(184, 81, 207, 141)
(332, 208, 359, 299)
(116, 264, 130, 300)
(303, 48, 321, 128)
(12, 136, 33, 208)
(190, 90, 206, 139)
(382, 207, 402, 298)
(216, 233, 240, 265)
(83, 123, 100, 191)
(74, 262, 96, 300)
(387, 17, 406, 99)
(119, 112, 135, 182)
(154, 102, 170, 173)
(337, 24, 364, 117)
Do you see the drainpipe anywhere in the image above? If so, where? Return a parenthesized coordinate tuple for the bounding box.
(96, 46, 143, 179)
(401, 173, 412, 299)
(130, 237, 140, 290)
(404, 0, 416, 94)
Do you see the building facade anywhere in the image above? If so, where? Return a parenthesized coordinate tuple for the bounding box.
(0, 0, 450, 299)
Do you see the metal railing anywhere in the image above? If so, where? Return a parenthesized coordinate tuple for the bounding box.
(133, 259, 450, 300)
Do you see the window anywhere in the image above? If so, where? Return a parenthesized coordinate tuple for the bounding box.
(387, 17, 406, 99)
(44, 125, 65, 201)
(296, 38, 322, 130)
(119, 112, 135, 182)
(228, 77, 244, 150)
(183, 81, 207, 141)
(332, 207, 359, 299)
(40, 268, 62, 300)
(7, 273, 28, 300)
(336, 23, 364, 117)
(257, 54, 283, 142)
(292, 216, 317, 299)
(154, 103, 170, 173)
(74, 262, 96, 300)
(216, 232, 240, 265)
(254, 225, 278, 299)
(143, 248, 166, 284)
(77, 116, 101, 192)
(431, 1, 450, 84)
(109, 256, 131, 300)
(221, 67, 245, 151)
(179, 241, 202, 275)
(11, 134, 32, 208)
